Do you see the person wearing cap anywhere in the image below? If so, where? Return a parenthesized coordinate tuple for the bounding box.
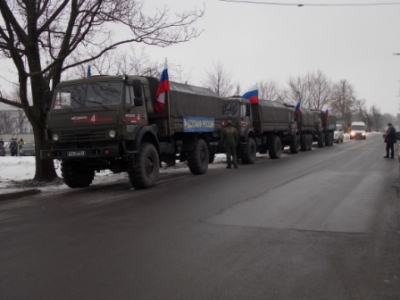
(383, 122, 396, 159)
(222, 119, 238, 169)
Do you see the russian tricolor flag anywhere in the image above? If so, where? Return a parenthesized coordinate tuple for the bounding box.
(87, 65, 91, 77)
(242, 86, 259, 104)
(294, 99, 301, 117)
(154, 59, 170, 113)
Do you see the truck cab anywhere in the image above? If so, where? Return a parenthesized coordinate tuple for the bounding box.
(220, 97, 256, 164)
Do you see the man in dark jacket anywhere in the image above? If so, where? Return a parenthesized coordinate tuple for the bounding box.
(383, 123, 396, 159)
(9, 139, 18, 156)
(222, 120, 238, 169)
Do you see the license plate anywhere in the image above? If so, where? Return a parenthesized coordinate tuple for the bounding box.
(67, 151, 86, 157)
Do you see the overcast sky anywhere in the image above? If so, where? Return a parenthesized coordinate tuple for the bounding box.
(140, 0, 400, 115)
(1, 0, 400, 115)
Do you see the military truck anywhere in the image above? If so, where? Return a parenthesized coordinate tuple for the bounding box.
(40, 75, 222, 189)
(320, 111, 336, 146)
(290, 106, 320, 151)
(215, 97, 299, 164)
(285, 107, 336, 148)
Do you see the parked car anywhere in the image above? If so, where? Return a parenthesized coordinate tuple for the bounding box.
(19, 142, 35, 156)
(334, 124, 344, 143)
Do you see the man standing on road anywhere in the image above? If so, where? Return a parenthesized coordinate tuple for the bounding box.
(383, 123, 396, 159)
(222, 119, 238, 169)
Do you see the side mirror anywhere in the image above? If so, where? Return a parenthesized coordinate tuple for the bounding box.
(245, 104, 251, 116)
(132, 80, 142, 97)
(134, 97, 143, 106)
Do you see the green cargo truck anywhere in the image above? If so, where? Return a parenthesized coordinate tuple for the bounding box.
(41, 75, 222, 189)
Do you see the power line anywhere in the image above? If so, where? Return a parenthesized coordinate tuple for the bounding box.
(219, 0, 400, 7)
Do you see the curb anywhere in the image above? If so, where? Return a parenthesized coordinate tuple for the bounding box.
(0, 189, 41, 202)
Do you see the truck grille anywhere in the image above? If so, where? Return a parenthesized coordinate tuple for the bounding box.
(60, 130, 108, 142)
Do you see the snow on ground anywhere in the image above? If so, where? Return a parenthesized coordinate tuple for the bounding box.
(0, 154, 229, 195)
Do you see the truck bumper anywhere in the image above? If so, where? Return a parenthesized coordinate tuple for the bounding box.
(40, 146, 120, 160)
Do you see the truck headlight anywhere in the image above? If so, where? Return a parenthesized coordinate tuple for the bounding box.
(109, 130, 116, 138)
(52, 133, 59, 141)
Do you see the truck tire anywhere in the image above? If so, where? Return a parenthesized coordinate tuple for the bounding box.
(290, 135, 299, 154)
(241, 137, 256, 164)
(327, 132, 334, 146)
(268, 135, 282, 159)
(317, 133, 325, 148)
(208, 150, 215, 164)
(187, 138, 209, 175)
(300, 135, 307, 151)
(129, 142, 159, 189)
(307, 134, 313, 151)
(61, 160, 94, 188)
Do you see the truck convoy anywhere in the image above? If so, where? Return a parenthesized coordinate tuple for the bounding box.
(41, 75, 338, 189)
(41, 75, 222, 189)
(216, 97, 337, 164)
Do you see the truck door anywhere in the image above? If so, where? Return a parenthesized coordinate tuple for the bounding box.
(241, 102, 251, 129)
(123, 81, 148, 126)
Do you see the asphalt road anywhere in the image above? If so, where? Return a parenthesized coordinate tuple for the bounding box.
(1, 133, 399, 300)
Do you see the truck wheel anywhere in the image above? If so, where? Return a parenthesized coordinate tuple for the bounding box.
(129, 142, 159, 189)
(187, 139, 209, 175)
(61, 160, 94, 188)
(300, 135, 307, 151)
(328, 133, 334, 146)
(307, 134, 313, 151)
(268, 136, 282, 159)
(289, 135, 299, 154)
(208, 150, 215, 164)
(241, 137, 256, 164)
(318, 133, 325, 148)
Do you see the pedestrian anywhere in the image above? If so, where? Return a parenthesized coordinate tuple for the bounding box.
(18, 138, 24, 150)
(222, 119, 238, 169)
(9, 139, 18, 156)
(383, 123, 396, 159)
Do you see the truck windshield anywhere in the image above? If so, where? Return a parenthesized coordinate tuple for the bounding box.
(351, 125, 365, 131)
(52, 82, 122, 110)
(222, 101, 240, 116)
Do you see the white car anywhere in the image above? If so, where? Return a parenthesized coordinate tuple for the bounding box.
(334, 124, 344, 143)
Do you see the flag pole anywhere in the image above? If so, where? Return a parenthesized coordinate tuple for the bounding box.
(167, 89, 171, 137)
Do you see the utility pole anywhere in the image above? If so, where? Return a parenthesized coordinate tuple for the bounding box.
(393, 53, 400, 115)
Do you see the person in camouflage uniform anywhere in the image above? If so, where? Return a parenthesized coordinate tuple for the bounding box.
(222, 120, 238, 169)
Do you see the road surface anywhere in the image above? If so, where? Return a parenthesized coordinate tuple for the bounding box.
(1, 133, 399, 300)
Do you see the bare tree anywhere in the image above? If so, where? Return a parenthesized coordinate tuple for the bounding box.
(368, 105, 383, 132)
(330, 80, 357, 127)
(307, 70, 332, 110)
(203, 62, 234, 97)
(0, 0, 204, 181)
(257, 79, 283, 102)
(283, 75, 311, 107)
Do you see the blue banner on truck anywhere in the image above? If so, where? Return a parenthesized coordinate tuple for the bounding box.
(183, 116, 215, 132)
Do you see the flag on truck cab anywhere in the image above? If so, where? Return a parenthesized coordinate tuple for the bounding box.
(154, 59, 170, 113)
(242, 86, 259, 104)
(294, 98, 301, 117)
(87, 65, 91, 77)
